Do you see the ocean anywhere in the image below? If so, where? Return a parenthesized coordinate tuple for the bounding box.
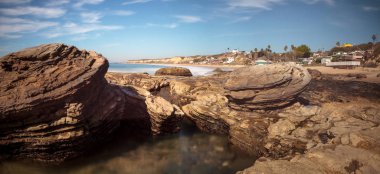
(108, 63, 217, 76)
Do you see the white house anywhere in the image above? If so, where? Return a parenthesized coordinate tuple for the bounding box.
(231, 49, 240, 54)
(321, 57, 332, 64)
(225, 57, 235, 64)
(255, 59, 271, 65)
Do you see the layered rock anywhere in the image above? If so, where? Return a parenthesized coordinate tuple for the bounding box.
(155, 67, 193, 76)
(0, 44, 126, 162)
(237, 76, 380, 173)
(106, 72, 169, 92)
(165, 63, 313, 157)
(224, 64, 311, 110)
(106, 74, 184, 135)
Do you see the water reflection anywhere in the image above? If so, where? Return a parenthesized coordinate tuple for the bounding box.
(0, 121, 255, 174)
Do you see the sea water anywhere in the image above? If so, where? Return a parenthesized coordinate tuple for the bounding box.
(108, 63, 216, 76)
(0, 122, 256, 174)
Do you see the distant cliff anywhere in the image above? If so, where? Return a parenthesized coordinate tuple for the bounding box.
(127, 52, 253, 65)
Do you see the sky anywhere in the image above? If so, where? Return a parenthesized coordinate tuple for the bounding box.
(0, 0, 379, 62)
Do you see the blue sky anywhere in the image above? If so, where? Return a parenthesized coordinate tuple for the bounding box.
(0, 0, 379, 62)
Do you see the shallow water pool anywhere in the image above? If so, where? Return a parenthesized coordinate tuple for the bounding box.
(0, 122, 256, 174)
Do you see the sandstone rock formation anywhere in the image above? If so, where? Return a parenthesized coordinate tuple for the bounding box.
(2, 43, 379, 174)
(224, 64, 311, 110)
(155, 67, 193, 76)
(106, 72, 170, 92)
(0, 44, 183, 162)
(0, 44, 125, 162)
(237, 74, 380, 173)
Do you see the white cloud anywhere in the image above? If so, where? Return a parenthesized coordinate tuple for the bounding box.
(130, 23, 178, 29)
(146, 23, 177, 28)
(46, 0, 70, 6)
(44, 22, 123, 38)
(0, 17, 58, 38)
(175, 15, 203, 23)
(122, 0, 152, 5)
(0, 6, 66, 18)
(227, 0, 284, 10)
(0, 0, 31, 4)
(80, 12, 102, 23)
(74, 0, 104, 8)
(113, 10, 135, 16)
(304, 0, 335, 6)
(362, 6, 379, 12)
(229, 16, 251, 23)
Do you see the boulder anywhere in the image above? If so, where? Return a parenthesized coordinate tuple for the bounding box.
(0, 44, 125, 162)
(155, 67, 193, 76)
(224, 63, 311, 110)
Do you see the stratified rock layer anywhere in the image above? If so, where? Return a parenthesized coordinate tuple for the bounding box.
(224, 64, 311, 110)
(106, 73, 184, 135)
(0, 44, 125, 162)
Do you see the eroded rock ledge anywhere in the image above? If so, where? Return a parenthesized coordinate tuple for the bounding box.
(2, 44, 379, 174)
(108, 64, 380, 174)
(0, 44, 126, 162)
(0, 44, 183, 162)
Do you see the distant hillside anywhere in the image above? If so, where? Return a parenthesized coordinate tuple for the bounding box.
(127, 52, 253, 65)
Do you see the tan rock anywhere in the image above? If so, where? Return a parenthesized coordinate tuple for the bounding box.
(268, 119, 296, 138)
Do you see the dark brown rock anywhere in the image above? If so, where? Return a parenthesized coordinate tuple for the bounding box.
(0, 44, 125, 162)
(155, 67, 193, 76)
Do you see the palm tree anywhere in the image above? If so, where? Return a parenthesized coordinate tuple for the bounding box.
(254, 48, 258, 52)
(284, 45, 288, 60)
(291, 44, 295, 51)
(336, 41, 340, 47)
(372, 34, 377, 43)
(267, 45, 271, 52)
(290, 45, 296, 60)
(372, 34, 377, 54)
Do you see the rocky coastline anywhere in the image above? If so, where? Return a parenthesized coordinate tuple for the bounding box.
(1, 44, 380, 173)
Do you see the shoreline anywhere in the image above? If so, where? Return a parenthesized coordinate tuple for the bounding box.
(125, 62, 246, 69)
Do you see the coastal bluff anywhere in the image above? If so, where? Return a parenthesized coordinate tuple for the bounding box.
(1, 44, 380, 174)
